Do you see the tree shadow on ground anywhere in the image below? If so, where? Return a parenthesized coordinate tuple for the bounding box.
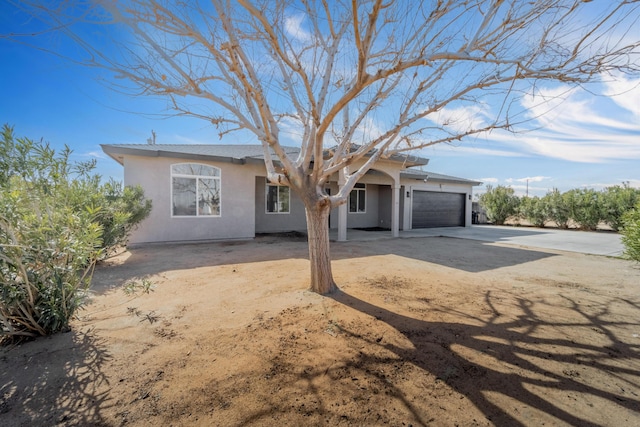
(0, 329, 112, 426)
(332, 236, 557, 273)
(92, 236, 558, 294)
(324, 289, 640, 426)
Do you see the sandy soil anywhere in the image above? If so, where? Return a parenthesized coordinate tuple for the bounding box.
(1, 233, 640, 427)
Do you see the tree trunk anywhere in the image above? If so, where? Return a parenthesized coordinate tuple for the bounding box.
(305, 200, 337, 294)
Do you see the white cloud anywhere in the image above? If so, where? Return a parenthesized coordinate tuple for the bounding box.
(284, 14, 312, 42)
(355, 116, 385, 142)
(508, 184, 549, 197)
(278, 115, 304, 139)
(603, 74, 640, 119)
(482, 79, 640, 163)
(520, 85, 580, 119)
(421, 140, 525, 158)
(521, 83, 639, 132)
(479, 177, 499, 183)
(420, 75, 640, 164)
(580, 179, 640, 191)
(474, 183, 551, 198)
(626, 179, 640, 189)
(79, 150, 107, 159)
(514, 176, 549, 183)
(425, 103, 490, 134)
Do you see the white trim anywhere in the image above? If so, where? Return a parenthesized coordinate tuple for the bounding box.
(170, 163, 222, 218)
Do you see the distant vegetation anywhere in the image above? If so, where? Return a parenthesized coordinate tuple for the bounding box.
(0, 124, 151, 343)
(479, 184, 640, 261)
(621, 202, 640, 262)
(477, 185, 520, 226)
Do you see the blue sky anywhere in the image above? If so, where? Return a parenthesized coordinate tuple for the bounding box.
(420, 75, 640, 196)
(1, 3, 638, 198)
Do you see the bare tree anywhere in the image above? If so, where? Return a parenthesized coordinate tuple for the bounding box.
(7, 0, 640, 293)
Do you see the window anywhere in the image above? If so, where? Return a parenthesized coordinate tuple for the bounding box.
(171, 163, 220, 217)
(349, 183, 366, 213)
(266, 184, 290, 213)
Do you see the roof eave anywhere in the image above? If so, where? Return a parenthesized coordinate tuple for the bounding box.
(100, 145, 247, 165)
(387, 154, 429, 168)
(400, 170, 482, 186)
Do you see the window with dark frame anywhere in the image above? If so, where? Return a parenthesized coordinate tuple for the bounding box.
(266, 184, 290, 213)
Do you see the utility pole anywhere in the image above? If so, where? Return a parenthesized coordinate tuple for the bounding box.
(147, 130, 156, 145)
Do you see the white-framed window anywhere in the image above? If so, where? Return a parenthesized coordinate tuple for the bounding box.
(171, 163, 221, 217)
(349, 183, 366, 213)
(266, 183, 290, 214)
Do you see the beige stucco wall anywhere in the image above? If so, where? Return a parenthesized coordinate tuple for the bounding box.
(253, 177, 385, 231)
(254, 177, 308, 233)
(120, 152, 476, 244)
(345, 183, 381, 228)
(123, 155, 264, 244)
(325, 183, 388, 229)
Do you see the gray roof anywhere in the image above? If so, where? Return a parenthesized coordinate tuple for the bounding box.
(400, 168, 482, 186)
(101, 143, 429, 167)
(101, 144, 301, 166)
(101, 143, 478, 185)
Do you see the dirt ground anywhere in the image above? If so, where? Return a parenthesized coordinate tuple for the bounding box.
(1, 233, 640, 426)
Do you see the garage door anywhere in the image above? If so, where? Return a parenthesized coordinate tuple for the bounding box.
(412, 191, 465, 228)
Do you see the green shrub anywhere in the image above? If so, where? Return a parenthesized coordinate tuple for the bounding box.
(600, 183, 640, 231)
(479, 185, 520, 225)
(97, 180, 151, 257)
(65, 177, 152, 258)
(0, 179, 102, 339)
(519, 196, 547, 227)
(0, 125, 151, 342)
(564, 188, 601, 231)
(621, 202, 640, 261)
(543, 188, 571, 229)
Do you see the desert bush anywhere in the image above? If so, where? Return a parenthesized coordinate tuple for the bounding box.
(479, 181, 639, 232)
(0, 125, 150, 342)
(66, 177, 152, 258)
(519, 196, 548, 227)
(620, 202, 640, 261)
(97, 180, 151, 257)
(542, 188, 571, 229)
(564, 188, 602, 231)
(479, 185, 520, 225)
(0, 179, 102, 339)
(600, 183, 640, 231)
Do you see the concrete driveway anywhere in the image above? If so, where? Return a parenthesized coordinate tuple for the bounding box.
(399, 225, 624, 257)
(333, 225, 624, 257)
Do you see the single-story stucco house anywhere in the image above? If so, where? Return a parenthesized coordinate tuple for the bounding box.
(101, 144, 481, 245)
